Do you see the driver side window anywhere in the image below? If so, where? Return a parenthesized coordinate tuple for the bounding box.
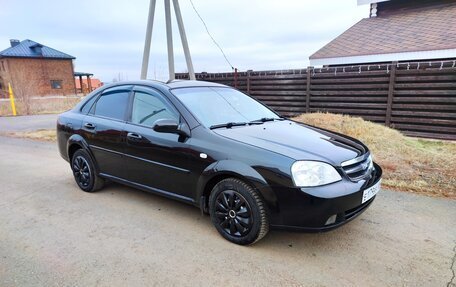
(131, 91, 178, 127)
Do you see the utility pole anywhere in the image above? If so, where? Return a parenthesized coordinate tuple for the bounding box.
(164, 0, 175, 81)
(141, 0, 196, 81)
(141, 0, 157, 80)
(172, 0, 195, 80)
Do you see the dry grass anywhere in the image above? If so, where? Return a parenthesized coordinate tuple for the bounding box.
(293, 112, 456, 199)
(6, 129, 57, 142)
(0, 96, 81, 116)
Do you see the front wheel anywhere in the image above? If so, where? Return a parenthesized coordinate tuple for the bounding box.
(209, 178, 269, 245)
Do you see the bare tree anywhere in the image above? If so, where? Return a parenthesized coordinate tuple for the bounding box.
(0, 76, 6, 98)
(11, 69, 40, 115)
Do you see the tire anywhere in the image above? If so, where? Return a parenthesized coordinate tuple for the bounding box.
(209, 178, 269, 245)
(71, 149, 104, 192)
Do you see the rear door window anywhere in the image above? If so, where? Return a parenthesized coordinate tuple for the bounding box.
(80, 94, 98, 114)
(91, 87, 131, 121)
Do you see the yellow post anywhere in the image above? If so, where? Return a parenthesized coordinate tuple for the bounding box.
(8, 83, 17, 116)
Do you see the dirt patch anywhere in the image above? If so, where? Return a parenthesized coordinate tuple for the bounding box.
(5, 129, 56, 142)
(1, 135, 455, 287)
(293, 112, 456, 199)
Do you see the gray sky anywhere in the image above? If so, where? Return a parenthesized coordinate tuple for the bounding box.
(0, 0, 368, 82)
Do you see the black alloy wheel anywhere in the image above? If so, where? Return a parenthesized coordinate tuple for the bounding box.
(73, 155, 91, 188)
(215, 190, 253, 237)
(71, 149, 104, 192)
(209, 178, 269, 245)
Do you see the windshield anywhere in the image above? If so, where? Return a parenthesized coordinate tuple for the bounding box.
(172, 87, 280, 128)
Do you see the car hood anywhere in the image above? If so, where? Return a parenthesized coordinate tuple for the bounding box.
(213, 120, 368, 166)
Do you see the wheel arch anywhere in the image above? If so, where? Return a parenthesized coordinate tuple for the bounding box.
(196, 160, 278, 214)
(67, 134, 98, 170)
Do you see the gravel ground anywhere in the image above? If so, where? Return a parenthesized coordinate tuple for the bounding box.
(0, 136, 455, 287)
(0, 114, 57, 132)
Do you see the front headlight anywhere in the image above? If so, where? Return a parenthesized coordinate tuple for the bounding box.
(291, 161, 342, 187)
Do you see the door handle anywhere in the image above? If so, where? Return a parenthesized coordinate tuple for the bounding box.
(84, 122, 96, 129)
(127, 132, 143, 140)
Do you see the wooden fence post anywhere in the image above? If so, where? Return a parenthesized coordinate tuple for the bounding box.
(305, 67, 312, 113)
(246, 70, 252, 94)
(385, 61, 397, 126)
(234, 68, 238, 89)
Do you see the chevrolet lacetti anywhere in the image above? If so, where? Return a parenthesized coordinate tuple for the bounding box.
(57, 80, 382, 245)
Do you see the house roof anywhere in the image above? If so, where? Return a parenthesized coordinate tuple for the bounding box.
(0, 39, 75, 59)
(310, 2, 456, 64)
(357, 0, 390, 5)
(74, 72, 93, 77)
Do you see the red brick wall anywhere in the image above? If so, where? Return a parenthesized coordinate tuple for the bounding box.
(0, 57, 76, 97)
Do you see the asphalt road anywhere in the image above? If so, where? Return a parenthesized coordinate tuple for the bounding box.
(0, 136, 455, 287)
(0, 114, 57, 132)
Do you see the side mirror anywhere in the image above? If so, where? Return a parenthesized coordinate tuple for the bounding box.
(153, 119, 190, 138)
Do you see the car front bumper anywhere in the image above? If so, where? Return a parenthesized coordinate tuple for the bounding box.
(268, 163, 382, 231)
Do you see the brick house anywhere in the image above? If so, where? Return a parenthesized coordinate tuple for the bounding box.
(0, 39, 76, 98)
(309, 0, 456, 66)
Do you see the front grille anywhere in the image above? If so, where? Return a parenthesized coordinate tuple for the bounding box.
(341, 153, 373, 181)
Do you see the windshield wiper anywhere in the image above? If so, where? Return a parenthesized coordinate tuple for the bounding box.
(210, 122, 247, 130)
(248, 117, 283, 125)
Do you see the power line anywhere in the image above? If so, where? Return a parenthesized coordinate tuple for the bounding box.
(188, 0, 235, 70)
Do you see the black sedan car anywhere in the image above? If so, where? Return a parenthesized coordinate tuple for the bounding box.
(57, 80, 382, 245)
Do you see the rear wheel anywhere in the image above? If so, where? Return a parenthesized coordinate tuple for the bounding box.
(209, 178, 269, 245)
(71, 149, 104, 192)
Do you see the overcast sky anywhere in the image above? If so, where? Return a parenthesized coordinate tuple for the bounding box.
(0, 0, 368, 82)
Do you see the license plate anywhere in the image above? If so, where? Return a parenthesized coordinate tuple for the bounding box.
(362, 179, 381, 204)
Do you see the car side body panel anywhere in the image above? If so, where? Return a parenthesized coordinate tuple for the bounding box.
(57, 110, 84, 162)
(195, 159, 280, 212)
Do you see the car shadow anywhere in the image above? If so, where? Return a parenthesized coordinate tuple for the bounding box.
(96, 181, 368, 251)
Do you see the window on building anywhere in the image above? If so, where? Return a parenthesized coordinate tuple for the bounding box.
(51, 80, 62, 89)
(1, 61, 4, 71)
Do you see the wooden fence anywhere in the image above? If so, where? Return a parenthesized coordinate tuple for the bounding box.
(176, 61, 456, 140)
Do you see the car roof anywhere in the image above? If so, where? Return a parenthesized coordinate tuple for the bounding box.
(98, 79, 227, 91)
(166, 80, 226, 89)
